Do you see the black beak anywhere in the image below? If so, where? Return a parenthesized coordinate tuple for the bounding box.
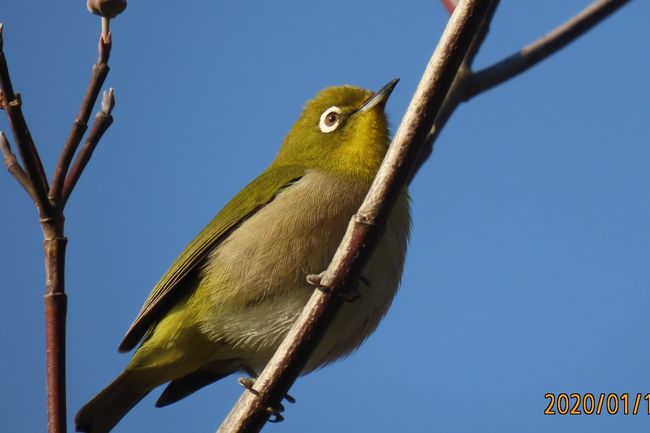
(358, 78, 399, 113)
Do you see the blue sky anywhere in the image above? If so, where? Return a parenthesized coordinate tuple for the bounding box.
(1, 1, 649, 432)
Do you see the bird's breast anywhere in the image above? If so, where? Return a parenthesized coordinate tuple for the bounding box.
(194, 169, 411, 370)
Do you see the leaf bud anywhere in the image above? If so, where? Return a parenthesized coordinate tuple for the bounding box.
(86, 0, 127, 18)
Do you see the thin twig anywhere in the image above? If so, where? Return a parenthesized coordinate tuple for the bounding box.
(216, 2, 495, 432)
(0, 24, 15, 98)
(0, 24, 51, 213)
(1, 17, 118, 433)
(411, 0, 631, 181)
(101, 17, 110, 42)
(0, 130, 37, 201)
(463, 0, 500, 69)
(61, 89, 115, 206)
(51, 35, 111, 206)
(468, 0, 631, 99)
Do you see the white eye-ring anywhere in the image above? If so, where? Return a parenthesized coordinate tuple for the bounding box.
(319, 106, 343, 133)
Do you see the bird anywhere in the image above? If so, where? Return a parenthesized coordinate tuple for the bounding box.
(75, 79, 411, 433)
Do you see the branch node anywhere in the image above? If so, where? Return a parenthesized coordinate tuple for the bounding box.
(354, 212, 377, 226)
(43, 236, 67, 243)
(98, 31, 112, 63)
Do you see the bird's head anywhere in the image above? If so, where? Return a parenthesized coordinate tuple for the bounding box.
(274, 79, 399, 181)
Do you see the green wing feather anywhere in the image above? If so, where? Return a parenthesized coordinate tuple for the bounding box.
(118, 164, 306, 352)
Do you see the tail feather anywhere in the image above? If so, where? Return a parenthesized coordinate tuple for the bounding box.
(156, 363, 234, 407)
(75, 371, 150, 433)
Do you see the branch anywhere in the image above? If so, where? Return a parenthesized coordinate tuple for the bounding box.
(411, 0, 630, 181)
(50, 35, 112, 206)
(0, 130, 37, 201)
(61, 88, 115, 206)
(216, 1, 495, 432)
(2, 5, 123, 432)
(411, 0, 500, 182)
(468, 0, 631, 99)
(0, 23, 51, 214)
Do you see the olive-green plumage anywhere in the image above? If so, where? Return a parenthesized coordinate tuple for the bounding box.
(75, 80, 411, 433)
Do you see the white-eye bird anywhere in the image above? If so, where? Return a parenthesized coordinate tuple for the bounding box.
(76, 79, 411, 433)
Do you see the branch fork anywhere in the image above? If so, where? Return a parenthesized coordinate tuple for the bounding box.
(0, 20, 118, 433)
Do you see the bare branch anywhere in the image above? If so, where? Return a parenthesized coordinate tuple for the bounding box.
(51, 35, 111, 205)
(411, 0, 630, 181)
(217, 1, 495, 432)
(468, 0, 631, 99)
(0, 24, 51, 213)
(0, 24, 15, 98)
(2, 8, 121, 432)
(464, 0, 500, 68)
(61, 89, 115, 206)
(411, 0, 500, 182)
(42, 232, 68, 433)
(0, 130, 38, 201)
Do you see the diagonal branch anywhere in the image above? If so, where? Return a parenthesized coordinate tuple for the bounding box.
(411, 0, 631, 181)
(0, 130, 38, 202)
(61, 89, 115, 206)
(50, 35, 112, 206)
(216, 1, 495, 432)
(467, 0, 631, 99)
(0, 24, 51, 213)
(410, 0, 500, 183)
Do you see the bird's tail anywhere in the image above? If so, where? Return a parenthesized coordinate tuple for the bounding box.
(75, 371, 150, 433)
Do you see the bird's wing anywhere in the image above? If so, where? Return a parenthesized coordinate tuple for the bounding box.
(118, 164, 306, 352)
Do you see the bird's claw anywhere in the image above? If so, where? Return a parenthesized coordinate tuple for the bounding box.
(238, 377, 258, 395)
(306, 272, 361, 302)
(306, 272, 324, 287)
(238, 375, 296, 405)
(267, 405, 285, 423)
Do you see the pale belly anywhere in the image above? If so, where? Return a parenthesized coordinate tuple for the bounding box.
(192, 170, 411, 372)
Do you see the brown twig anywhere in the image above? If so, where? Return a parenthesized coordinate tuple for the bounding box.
(411, 0, 630, 180)
(1, 14, 117, 433)
(42, 226, 68, 433)
(62, 89, 115, 206)
(410, 0, 500, 182)
(0, 24, 51, 214)
(468, 0, 631, 99)
(216, 1, 495, 432)
(51, 35, 111, 207)
(0, 130, 38, 202)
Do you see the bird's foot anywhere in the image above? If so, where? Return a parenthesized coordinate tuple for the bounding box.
(237, 376, 258, 394)
(237, 377, 293, 423)
(266, 404, 285, 423)
(306, 272, 361, 302)
(238, 366, 296, 415)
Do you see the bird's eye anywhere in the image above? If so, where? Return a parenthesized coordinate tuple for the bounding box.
(319, 106, 343, 133)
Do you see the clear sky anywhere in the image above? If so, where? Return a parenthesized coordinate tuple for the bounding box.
(1, 1, 649, 433)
